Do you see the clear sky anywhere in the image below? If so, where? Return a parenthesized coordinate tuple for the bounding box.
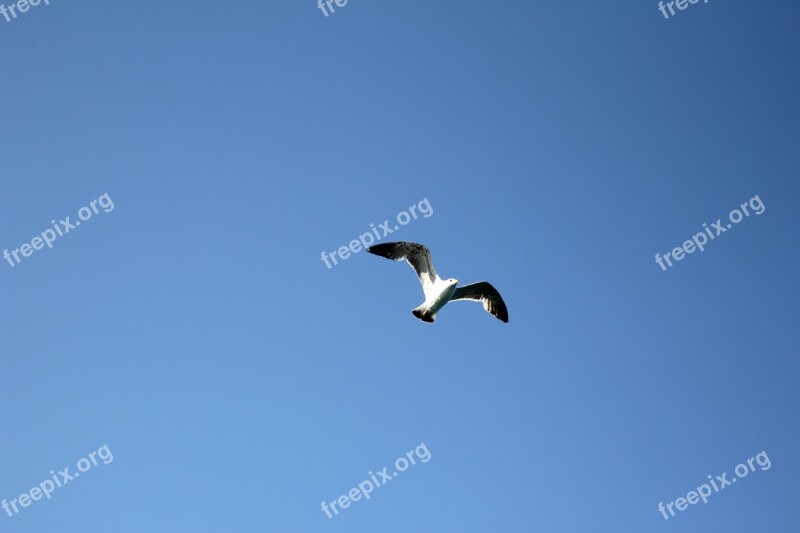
(1, 1, 799, 532)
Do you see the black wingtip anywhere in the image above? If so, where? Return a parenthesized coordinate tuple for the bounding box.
(365, 242, 399, 259)
(497, 305, 509, 323)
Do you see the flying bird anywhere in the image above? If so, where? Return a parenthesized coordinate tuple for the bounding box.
(366, 241, 508, 323)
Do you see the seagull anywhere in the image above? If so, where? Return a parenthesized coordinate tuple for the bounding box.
(366, 241, 508, 323)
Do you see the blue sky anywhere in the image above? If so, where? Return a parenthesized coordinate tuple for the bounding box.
(1, 1, 799, 531)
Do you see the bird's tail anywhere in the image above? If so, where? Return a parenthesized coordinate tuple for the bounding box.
(412, 306, 435, 323)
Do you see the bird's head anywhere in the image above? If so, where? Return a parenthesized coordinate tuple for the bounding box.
(448, 278, 459, 285)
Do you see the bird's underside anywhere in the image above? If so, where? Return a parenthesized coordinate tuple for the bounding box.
(366, 241, 509, 323)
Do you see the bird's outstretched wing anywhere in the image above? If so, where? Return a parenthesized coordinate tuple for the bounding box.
(366, 242, 440, 299)
(451, 282, 509, 323)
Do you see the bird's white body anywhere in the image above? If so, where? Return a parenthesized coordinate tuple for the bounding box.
(413, 278, 459, 322)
